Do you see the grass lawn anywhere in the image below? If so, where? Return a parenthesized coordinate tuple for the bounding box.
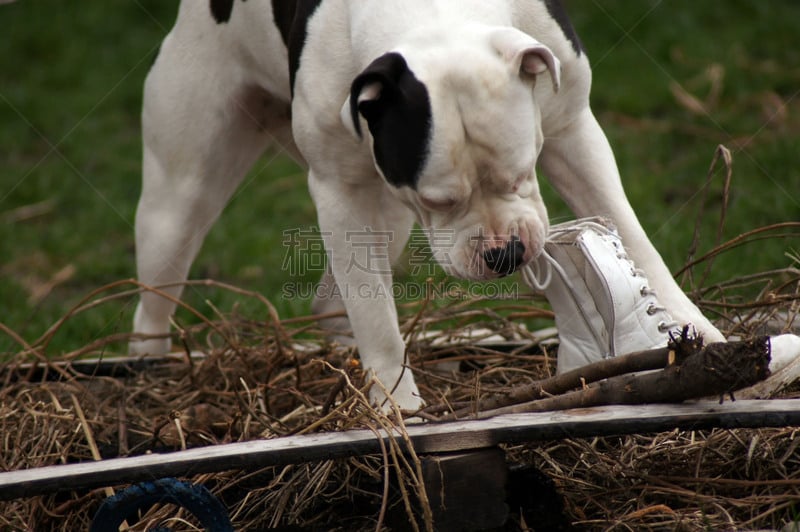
(1, 0, 799, 357)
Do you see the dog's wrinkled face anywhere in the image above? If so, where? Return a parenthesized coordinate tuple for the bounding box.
(343, 27, 561, 280)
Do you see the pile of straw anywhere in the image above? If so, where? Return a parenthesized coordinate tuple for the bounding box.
(2, 221, 800, 530)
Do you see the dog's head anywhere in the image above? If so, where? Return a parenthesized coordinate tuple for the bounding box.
(341, 27, 561, 280)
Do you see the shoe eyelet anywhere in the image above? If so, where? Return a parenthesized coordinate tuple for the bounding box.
(657, 321, 669, 332)
(646, 304, 657, 315)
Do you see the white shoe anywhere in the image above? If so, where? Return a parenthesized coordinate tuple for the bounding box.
(738, 334, 800, 398)
(522, 217, 678, 374)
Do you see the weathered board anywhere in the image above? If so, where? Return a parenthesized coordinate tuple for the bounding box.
(1, 399, 799, 501)
(5, 352, 208, 381)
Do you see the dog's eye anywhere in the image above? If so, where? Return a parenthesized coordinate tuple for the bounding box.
(419, 195, 458, 211)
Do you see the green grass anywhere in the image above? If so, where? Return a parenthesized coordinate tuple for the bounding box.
(2, 1, 799, 357)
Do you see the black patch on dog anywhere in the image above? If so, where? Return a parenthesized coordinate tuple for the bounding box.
(543, 0, 583, 55)
(210, 0, 234, 24)
(349, 53, 432, 189)
(272, 0, 322, 93)
(483, 236, 526, 276)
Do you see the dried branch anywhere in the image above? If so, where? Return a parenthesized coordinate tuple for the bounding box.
(434, 327, 703, 419)
(473, 336, 771, 419)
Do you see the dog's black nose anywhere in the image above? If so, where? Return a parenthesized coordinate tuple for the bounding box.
(483, 237, 526, 276)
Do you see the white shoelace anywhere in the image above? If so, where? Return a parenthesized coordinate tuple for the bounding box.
(520, 250, 556, 291)
(601, 233, 678, 333)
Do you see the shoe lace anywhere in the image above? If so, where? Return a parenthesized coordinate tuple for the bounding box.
(602, 232, 678, 334)
(521, 250, 555, 291)
(521, 218, 615, 290)
(523, 218, 616, 292)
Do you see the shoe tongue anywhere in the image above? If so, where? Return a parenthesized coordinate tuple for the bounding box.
(569, 235, 615, 334)
(543, 240, 610, 358)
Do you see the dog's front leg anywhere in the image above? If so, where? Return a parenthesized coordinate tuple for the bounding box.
(540, 107, 725, 342)
(308, 171, 422, 411)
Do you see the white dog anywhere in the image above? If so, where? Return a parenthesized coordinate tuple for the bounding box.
(130, 0, 799, 410)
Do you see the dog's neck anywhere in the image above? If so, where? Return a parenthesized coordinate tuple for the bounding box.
(347, 0, 513, 67)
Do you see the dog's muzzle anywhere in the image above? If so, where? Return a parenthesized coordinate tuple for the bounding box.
(483, 236, 526, 276)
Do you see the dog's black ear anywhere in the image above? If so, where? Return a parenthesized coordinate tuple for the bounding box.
(342, 52, 432, 189)
(346, 52, 419, 138)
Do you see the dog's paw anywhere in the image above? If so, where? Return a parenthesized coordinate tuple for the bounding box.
(369, 372, 424, 413)
(129, 337, 172, 356)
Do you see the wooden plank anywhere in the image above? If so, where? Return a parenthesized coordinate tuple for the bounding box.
(4, 352, 208, 381)
(3, 336, 538, 383)
(1, 399, 799, 501)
